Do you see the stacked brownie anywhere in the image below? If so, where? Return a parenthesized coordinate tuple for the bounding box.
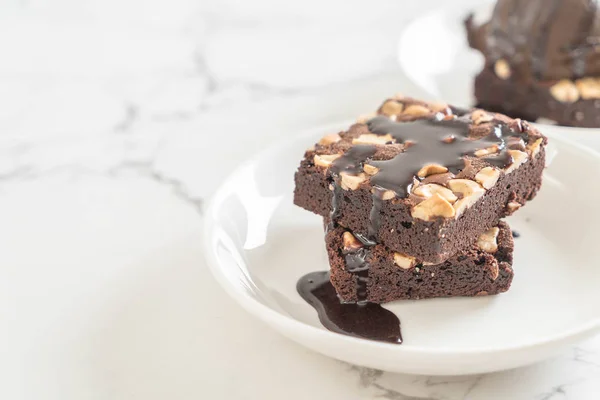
(465, 0, 600, 127)
(294, 96, 547, 304)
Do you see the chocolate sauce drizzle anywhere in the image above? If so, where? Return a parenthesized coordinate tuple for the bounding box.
(331, 145, 377, 175)
(343, 233, 379, 304)
(326, 146, 379, 302)
(296, 271, 402, 344)
(366, 116, 522, 196)
(368, 188, 385, 240)
(344, 248, 370, 303)
(327, 145, 378, 233)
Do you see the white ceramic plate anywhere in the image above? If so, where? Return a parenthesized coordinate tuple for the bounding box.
(397, 1, 600, 151)
(203, 122, 600, 375)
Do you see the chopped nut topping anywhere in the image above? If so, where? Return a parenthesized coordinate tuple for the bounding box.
(394, 252, 417, 269)
(474, 145, 499, 157)
(417, 163, 448, 178)
(403, 104, 432, 117)
(430, 101, 450, 111)
(506, 201, 521, 215)
(550, 80, 580, 103)
(447, 179, 486, 217)
(318, 133, 341, 146)
(494, 59, 511, 80)
(527, 138, 543, 158)
(340, 171, 367, 190)
(380, 100, 404, 116)
(363, 164, 379, 175)
(377, 189, 396, 200)
(411, 193, 456, 221)
(488, 261, 500, 281)
(472, 109, 494, 125)
(412, 183, 458, 204)
(504, 150, 528, 174)
(477, 227, 500, 254)
(314, 154, 341, 168)
(352, 133, 395, 145)
(576, 77, 600, 99)
(342, 232, 363, 251)
(475, 167, 500, 189)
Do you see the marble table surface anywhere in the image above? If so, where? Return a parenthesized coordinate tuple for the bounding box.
(1, 0, 599, 399)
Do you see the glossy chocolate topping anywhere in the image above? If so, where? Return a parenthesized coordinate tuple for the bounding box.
(327, 145, 378, 233)
(332, 116, 527, 199)
(367, 116, 521, 196)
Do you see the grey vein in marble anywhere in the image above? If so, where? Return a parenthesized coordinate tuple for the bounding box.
(110, 161, 204, 215)
(114, 103, 140, 133)
(348, 365, 438, 400)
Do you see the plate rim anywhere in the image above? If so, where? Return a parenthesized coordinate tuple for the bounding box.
(203, 120, 600, 356)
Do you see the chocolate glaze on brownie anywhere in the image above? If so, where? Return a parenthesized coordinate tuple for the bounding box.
(327, 221, 514, 304)
(365, 116, 520, 195)
(294, 96, 546, 263)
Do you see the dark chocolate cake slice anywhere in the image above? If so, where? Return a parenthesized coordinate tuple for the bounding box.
(466, 0, 600, 127)
(326, 221, 514, 304)
(294, 96, 546, 264)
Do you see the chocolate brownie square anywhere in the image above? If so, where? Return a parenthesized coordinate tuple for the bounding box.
(465, 0, 600, 127)
(327, 221, 514, 304)
(294, 96, 546, 264)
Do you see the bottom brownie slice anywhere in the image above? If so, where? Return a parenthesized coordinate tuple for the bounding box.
(326, 221, 514, 304)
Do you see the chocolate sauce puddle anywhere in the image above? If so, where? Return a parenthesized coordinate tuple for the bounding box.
(297, 271, 402, 344)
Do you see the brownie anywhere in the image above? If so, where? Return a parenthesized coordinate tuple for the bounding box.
(465, 0, 600, 127)
(327, 221, 514, 304)
(294, 96, 546, 264)
(473, 66, 600, 128)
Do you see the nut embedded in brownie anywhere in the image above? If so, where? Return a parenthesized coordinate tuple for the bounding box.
(465, 0, 600, 127)
(326, 221, 515, 304)
(294, 96, 546, 264)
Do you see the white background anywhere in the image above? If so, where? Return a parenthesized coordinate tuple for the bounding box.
(1, 0, 599, 398)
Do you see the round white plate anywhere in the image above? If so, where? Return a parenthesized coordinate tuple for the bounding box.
(397, 1, 600, 150)
(203, 122, 600, 375)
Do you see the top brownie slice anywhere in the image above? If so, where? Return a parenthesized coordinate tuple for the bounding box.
(294, 96, 547, 264)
